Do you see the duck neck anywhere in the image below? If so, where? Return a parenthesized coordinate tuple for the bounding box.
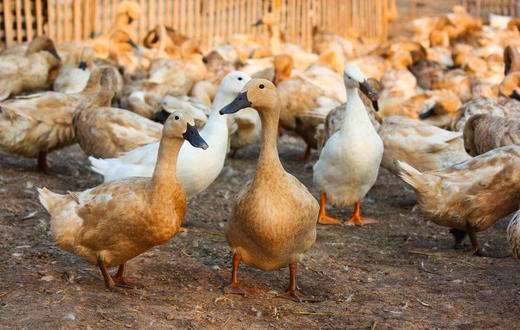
(341, 86, 369, 132)
(255, 107, 284, 179)
(150, 136, 184, 197)
(269, 25, 281, 53)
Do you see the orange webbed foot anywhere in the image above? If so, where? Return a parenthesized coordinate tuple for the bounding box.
(276, 290, 318, 303)
(224, 283, 262, 296)
(318, 215, 343, 225)
(345, 216, 377, 227)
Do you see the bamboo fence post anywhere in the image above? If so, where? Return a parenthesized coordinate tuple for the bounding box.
(166, 0, 172, 27)
(173, 0, 179, 30)
(4, 0, 14, 47)
(148, 0, 156, 31)
(73, 0, 81, 41)
(195, 0, 201, 39)
(158, 0, 164, 29)
(64, 0, 72, 41)
(102, 0, 109, 35)
(15, 0, 22, 43)
(187, 0, 194, 37)
(180, 0, 186, 34)
(35, 0, 43, 36)
(23, 0, 33, 41)
(208, 0, 215, 48)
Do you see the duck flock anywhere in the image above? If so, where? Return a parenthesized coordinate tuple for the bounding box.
(1, 3, 520, 302)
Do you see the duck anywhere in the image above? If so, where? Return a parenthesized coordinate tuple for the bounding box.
(313, 65, 383, 225)
(507, 207, 520, 261)
(398, 145, 520, 257)
(89, 71, 251, 199)
(317, 78, 382, 153)
(463, 114, 520, 156)
(0, 67, 114, 172)
(450, 97, 509, 132)
(0, 36, 62, 101)
(219, 78, 319, 302)
(53, 47, 95, 94)
(73, 70, 163, 159)
(38, 112, 208, 291)
(380, 116, 470, 175)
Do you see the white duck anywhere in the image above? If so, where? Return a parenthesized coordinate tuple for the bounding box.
(313, 65, 383, 225)
(89, 71, 251, 198)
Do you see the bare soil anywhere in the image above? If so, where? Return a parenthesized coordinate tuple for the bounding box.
(1, 134, 519, 329)
(1, 1, 519, 329)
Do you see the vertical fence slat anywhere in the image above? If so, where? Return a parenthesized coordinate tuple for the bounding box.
(23, 0, 33, 41)
(4, 0, 14, 47)
(73, 0, 80, 41)
(35, 0, 43, 36)
(15, 0, 23, 42)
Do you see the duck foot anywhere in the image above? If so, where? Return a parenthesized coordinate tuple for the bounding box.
(318, 215, 342, 225)
(317, 192, 342, 225)
(276, 290, 318, 303)
(224, 283, 261, 296)
(466, 223, 508, 258)
(112, 264, 135, 289)
(345, 202, 377, 226)
(473, 249, 509, 258)
(224, 253, 261, 296)
(450, 228, 467, 250)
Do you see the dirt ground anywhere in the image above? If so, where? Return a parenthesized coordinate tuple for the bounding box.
(1, 134, 519, 329)
(2, 1, 520, 329)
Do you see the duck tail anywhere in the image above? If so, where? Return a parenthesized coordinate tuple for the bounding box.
(397, 161, 424, 190)
(37, 187, 64, 214)
(88, 156, 108, 176)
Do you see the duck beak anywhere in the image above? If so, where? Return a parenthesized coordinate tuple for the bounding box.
(128, 15, 134, 24)
(253, 19, 264, 27)
(183, 123, 209, 150)
(127, 38, 138, 49)
(359, 80, 379, 111)
(78, 61, 87, 70)
(419, 107, 436, 119)
(153, 108, 170, 124)
(219, 91, 252, 115)
(49, 47, 61, 61)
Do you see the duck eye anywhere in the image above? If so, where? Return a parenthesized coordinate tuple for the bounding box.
(174, 116, 179, 120)
(238, 77, 242, 81)
(259, 84, 265, 89)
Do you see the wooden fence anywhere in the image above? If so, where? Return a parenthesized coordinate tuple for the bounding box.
(462, 0, 520, 17)
(1, 0, 388, 50)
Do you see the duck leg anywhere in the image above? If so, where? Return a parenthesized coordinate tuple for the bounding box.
(466, 223, 508, 258)
(97, 256, 121, 292)
(38, 151, 50, 174)
(450, 228, 467, 250)
(276, 263, 317, 302)
(317, 192, 342, 224)
(295, 145, 312, 162)
(345, 201, 377, 226)
(112, 263, 133, 288)
(224, 253, 261, 296)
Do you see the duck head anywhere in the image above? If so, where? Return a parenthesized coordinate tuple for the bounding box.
(26, 36, 61, 61)
(273, 54, 293, 86)
(220, 79, 279, 116)
(163, 111, 208, 149)
(504, 45, 520, 75)
(344, 64, 379, 111)
(219, 71, 252, 99)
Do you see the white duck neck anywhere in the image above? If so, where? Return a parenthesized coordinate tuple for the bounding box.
(341, 85, 371, 132)
(202, 89, 230, 135)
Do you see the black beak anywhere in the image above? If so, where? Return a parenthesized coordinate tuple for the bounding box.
(219, 91, 252, 115)
(78, 61, 87, 70)
(49, 47, 61, 61)
(128, 15, 134, 24)
(253, 19, 264, 27)
(202, 56, 208, 64)
(419, 107, 436, 119)
(359, 80, 379, 111)
(183, 123, 208, 150)
(153, 108, 170, 124)
(512, 89, 520, 101)
(127, 39, 138, 49)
